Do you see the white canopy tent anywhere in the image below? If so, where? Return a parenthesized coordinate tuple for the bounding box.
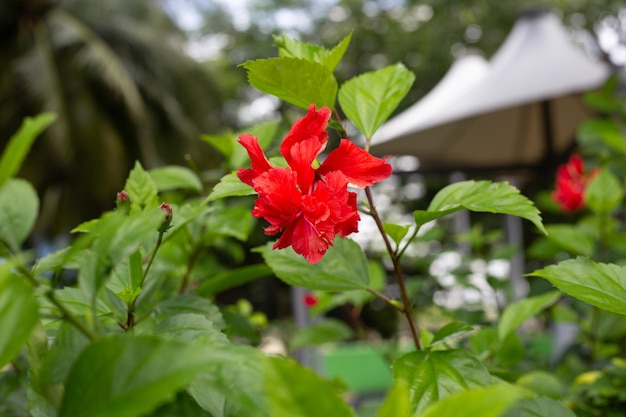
(370, 9, 612, 173)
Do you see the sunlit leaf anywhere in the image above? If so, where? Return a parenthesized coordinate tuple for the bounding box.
(429, 322, 474, 348)
(149, 166, 202, 192)
(124, 161, 159, 212)
(419, 385, 527, 417)
(498, 291, 561, 341)
(206, 172, 255, 203)
(584, 169, 623, 214)
(0, 179, 39, 251)
(502, 397, 576, 417)
(338, 63, 414, 139)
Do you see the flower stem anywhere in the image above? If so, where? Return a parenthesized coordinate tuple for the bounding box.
(126, 230, 164, 329)
(365, 187, 422, 350)
(366, 287, 405, 313)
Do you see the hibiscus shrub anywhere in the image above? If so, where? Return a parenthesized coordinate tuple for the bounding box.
(1, 34, 622, 417)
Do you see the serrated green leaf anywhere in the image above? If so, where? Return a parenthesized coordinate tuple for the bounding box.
(0, 179, 39, 250)
(426, 180, 546, 234)
(377, 381, 411, 417)
(420, 385, 527, 417)
(255, 237, 369, 291)
(59, 335, 217, 417)
(383, 223, 411, 245)
(149, 166, 203, 192)
(429, 322, 474, 348)
(530, 257, 626, 315)
(338, 63, 414, 139)
(324, 32, 352, 72)
(206, 205, 254, 241)
(274, 32, 352, 73)
(584, 169, 623, 214)
(544, 224, 594, 256)
(157, 294, 225, 330)
(0, 266, 39, 368)
(206, 172, 255, 203)
(0, 113, 56, 188)
(154, 313, 229, 344)
(264, 356, 355, 417)
(502, 397, 576, 417)
(392, 349, 493, 415)
(498, 291, 561, 341)
(241, 57, 337, 110)
(290, 319, 353, 350)
(124, 161, 159, 212)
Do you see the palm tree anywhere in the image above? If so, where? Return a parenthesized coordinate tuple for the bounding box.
(0, 0, 226, 238)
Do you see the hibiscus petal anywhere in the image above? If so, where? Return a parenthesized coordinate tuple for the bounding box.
(237, 133, 273, 186)
(318, 139, 392, 188)
(277, 217, 333, 264)
(288, 137, 321, 193)
(280, 104, 331, 166)
(251, 167, 302, 234)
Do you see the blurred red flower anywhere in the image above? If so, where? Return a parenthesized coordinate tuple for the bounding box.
(551, 154, 598, 212)
(238, 104, 392, 263)
(302, 293, 319, 308)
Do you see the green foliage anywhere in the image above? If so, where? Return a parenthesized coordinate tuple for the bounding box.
(0, 179, 39, 251)
(376, 382, 411, 417)
(502, 397, 576, 417)
(274, 32, 352, 72)
(584, 169, 623, 214)
(419, 384, 527, 417)
(428, 322, 474, 349)
(290, 318, 353, 350)
(149, 166, 203, 192)
(256, 238, 370, 291)
(531, 258, 626, 316)
(241, 57, 338, 110)
(338, 63, 414, 139)
(498, 291, 561, 341)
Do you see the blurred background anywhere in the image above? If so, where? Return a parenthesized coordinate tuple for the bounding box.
(2, 0, 625, 239)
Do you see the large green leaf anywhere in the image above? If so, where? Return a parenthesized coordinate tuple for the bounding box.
(338, 63, 414, 139)
(577, 119, 626, 154)
(429, 322, 474, 348)
(530, 257, 626, 315)
(59, 335, 217, 417)
(241, 57, 337, 110)
(419, 385, 527, 417)
(544, 224, 594, 256)
(157, 294, 225, 330)
(206, 172, 255, 203)
(274, 32, 352, 72)
(255, 237, 369, 291)
(0, 113, 56, 188)
(149, 166, 203, 192)
(498, 291, 561, 341)
(196, 264, 272, 297)
(124, 161, 159, 212)
(264, 356, 355, 417)
(416, 180, 546, 234)
(0, 266, 39, 368)
(502, 397, 576, 417)
(377, 381, 411, 417)
(392, 349, 493, 415)
(206, 205, 254, 241)
(584, 169, 623, 214)
(0, 179, 39, 251)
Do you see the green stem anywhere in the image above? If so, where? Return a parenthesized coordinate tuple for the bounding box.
(126, 231, 164, 329)
(366, 287, 405, 313)
(365, 187, 422, 350)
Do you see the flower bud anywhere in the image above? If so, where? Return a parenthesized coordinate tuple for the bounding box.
(116, 191, 131, 214)
(158, 202, 173, 232)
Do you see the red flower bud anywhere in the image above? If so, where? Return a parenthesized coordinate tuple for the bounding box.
(116, 190, 131, 213)
(158, 202, 173, 232)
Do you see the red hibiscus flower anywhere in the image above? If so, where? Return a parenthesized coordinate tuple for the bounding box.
(237, 104, 392, 263)
(302, 293, 319, 308)
(551, 154, 599, 212)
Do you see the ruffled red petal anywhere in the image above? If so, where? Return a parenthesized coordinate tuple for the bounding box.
(318, 139, 392, 188)
(280, 104, 331, 168)
(251, 167, 302, 234)
(237, 133, 273, 186)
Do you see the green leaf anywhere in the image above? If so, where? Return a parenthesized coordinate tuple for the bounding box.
(158, 295, 226, 330)
(124, 161, 159, 212)
(530, 257, 626, 315)
(0, 179, 39, 250)
(377, 381, 411, 417)
(274, 32, 352, 72)
(392, 349, 493, 415)
(419, 385, 527, 417)
(241, 57, 338, 110)
(201, 133, 235, 159)
(149, 166, 202, 192)
(584, 169, 623, 214)
(502, 397, 576, 417)
(424, 180, 546, 234)
(290, 318, 353, 350)
(264, 356, 355, 417)
(59, 335, 216, 417)
(429, 322, 474, 348)
(383, 223, 411, 246)
(154, 313, 229, 344)
(338, 63, 414, 139)
(189, 345, 268, 417)
(0, 113, 56, 188)
(498, 291, 561, 341)
(255, 237, 369, 291)
(196, 264, 272, 297)
(0, 266, 39, 368)
(206, 172, 255, 203)
(515, 371, 566, 400)
(544, 224, 594, 256)
(577, 119, 626, 154)
(206, 205, 254, 241)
